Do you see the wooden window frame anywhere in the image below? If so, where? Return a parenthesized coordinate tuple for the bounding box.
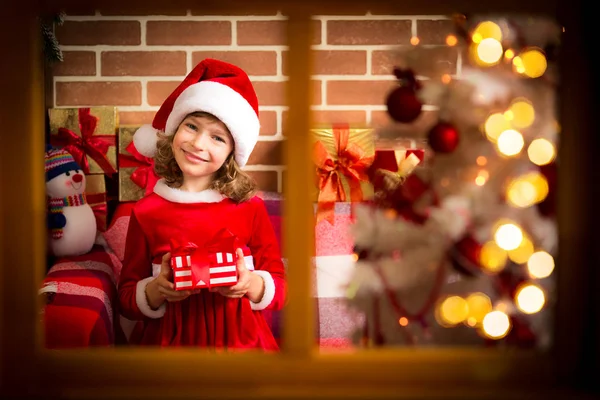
(1, 0, 597, 398)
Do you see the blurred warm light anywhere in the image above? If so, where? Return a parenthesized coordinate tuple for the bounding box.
(399, 317, 409, 326)
(482, 310, 511, 339)
(480, 241, 508, 272)
(497, 129, 525, 156)
(527, 251, 555, 279)
(476, 38, 503, 65)
(446, 35, 458, 46)
(472, 21, 503, 42)
(528, 138, 556, 166)
(438, 296, 469, 326)
(507, 177, 538, 208)
(494, 223, 523, 251)
(410, 36, 420, 45)
(351, 253, 359, 262)
(484, 113, 511, 142)
(515, 283, 545, 314)
(512, 56, 526, 74)
(476, 156, 487, 166)
(441, 74, 452, 84)
(524, 171, 549, 203)
(508, 99, 535, 129)
(384, 208, 397, 219)
(520, 48, 547, 78)
(508, 235, 534, 264)
(475, 169, 489, 186)
(466, 293, 493, 327)
(504, 49, 515, 60)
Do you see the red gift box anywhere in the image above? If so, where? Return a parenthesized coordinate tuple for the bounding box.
(170, 229, 251, 291)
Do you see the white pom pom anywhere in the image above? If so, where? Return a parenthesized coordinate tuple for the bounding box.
(132, 124, 160, 158)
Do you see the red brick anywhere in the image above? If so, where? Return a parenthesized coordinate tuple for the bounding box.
(327, 20, 411, 45)
(327, 80, 396, 105)
(371, 110, 438, 136)
(372, 48, 458, 78)
(101, 51, 186, 76)
(282, 110, 366, 133)
(259, 111, 278, 136)
(56, 21, 141, 45)
(119, 111, 156, 126)
(417, 19, 455, 45)
(237, 20, 321, 45)
(282, 50, 366, 75)
(147, 21, 231, 45)
(56, 81, 141, 106)
(147, 81, 179, 106)
(246, 140, 283, 165)
(192, 51, 277, 76)
(245, 171, 279, 192)
(252, 80, 320, 107)
(51, 51, 96, 76)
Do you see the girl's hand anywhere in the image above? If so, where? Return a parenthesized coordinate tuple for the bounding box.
(211, 248, 265, 302)
(145, 252, 193, 309)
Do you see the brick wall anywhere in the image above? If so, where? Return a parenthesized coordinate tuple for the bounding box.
(48, 10, 458, 193)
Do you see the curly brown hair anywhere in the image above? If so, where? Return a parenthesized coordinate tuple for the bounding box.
(153, 112, 257, 203)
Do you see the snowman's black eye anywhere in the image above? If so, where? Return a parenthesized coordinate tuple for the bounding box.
(65, 171, 70, 176)
(75, 169, 80, 174)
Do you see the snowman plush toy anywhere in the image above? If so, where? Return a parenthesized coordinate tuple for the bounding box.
(45, 145, 97, 257)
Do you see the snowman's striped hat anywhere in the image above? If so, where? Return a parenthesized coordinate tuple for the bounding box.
(45, 146, 81, 182)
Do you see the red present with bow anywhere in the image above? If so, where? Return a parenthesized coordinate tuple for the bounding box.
(312, 124, 375, 224)
(368, 145, 426, 193)
(170, 229, 252, 291)
(118, 126, 160, 202)
(49, 107, 118, 177)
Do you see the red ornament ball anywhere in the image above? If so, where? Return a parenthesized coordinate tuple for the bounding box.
(450, 234, 483, 277)
(427, 122, 460, 153)
(386, 86, 422, 124)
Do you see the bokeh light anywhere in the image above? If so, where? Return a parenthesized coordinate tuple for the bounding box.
(508, 235, 534, 264)
(472, 21, 503, 42)
(482, 310, 511, 339)
(497, 129, 525, 156)
(515, 283, 546, 314)
(494, 223, 523, 251)
(480, 241, 508, 272)
(528, 138, 556, 166)
(466, 293, 493, 327)
(519, 48, 548, 78)
(476, 38, 503, 65)
(438, 296, 469, 326)
(508, 99, 535, 129)
(484, 113, 511, 142)
(527, 251, 555, 279)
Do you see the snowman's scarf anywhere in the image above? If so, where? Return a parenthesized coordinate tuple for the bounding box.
(48, 193, 88, 239)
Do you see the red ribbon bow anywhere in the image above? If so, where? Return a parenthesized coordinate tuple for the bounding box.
(50, 108, 117, 176)
(314, 124, 374, 224)
(119, 142, 159, 195)
(170, 229, 242, 289)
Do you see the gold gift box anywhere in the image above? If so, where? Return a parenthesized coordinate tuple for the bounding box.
(118, 126, 149, 202)
(311, 127, 375, 202)
(85, 174, 108, 232)
(48, 107, 118, 175)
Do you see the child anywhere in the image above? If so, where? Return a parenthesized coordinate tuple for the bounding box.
(118, 59, 286, 350)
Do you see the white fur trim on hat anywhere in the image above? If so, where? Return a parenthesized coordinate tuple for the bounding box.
(165, 81, 260, 167)
(133, 124, 160, 158)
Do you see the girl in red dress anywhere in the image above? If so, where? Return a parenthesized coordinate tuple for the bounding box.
(118, 59, 286, 350)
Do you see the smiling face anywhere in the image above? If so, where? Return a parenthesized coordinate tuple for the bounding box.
(46, 168, 86, 198)
(171, 113, 234, 187)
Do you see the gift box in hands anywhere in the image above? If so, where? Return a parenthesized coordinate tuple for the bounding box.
(170, 228, 252, 291)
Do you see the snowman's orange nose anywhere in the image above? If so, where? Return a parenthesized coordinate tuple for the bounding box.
(72, 174, 83, 183)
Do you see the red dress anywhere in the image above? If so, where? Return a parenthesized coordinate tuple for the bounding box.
(118, 180, 286, 350)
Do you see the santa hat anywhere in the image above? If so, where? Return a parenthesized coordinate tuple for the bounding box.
(45, 145, 81, 182)
(133, 58, 260, 167)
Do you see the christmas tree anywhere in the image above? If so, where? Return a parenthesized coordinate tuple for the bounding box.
(345, 14, 560, 349)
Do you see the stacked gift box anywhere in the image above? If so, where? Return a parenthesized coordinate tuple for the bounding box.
(310, 124, 428, 349)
